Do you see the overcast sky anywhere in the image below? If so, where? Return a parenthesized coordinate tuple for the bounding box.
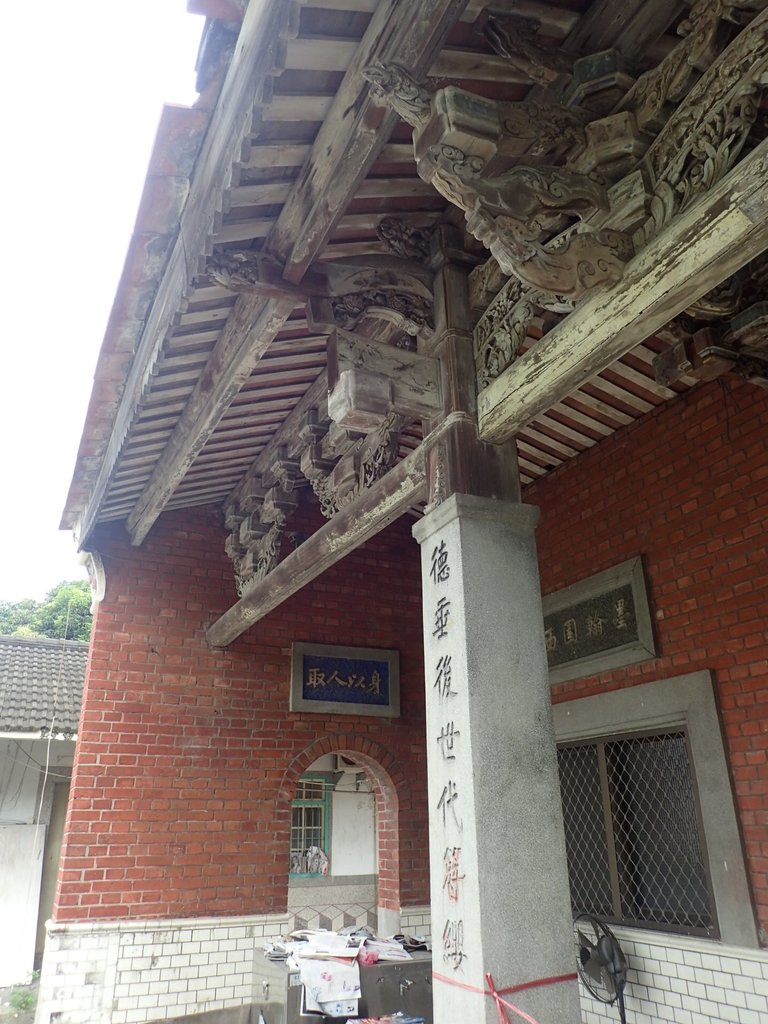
(0, 2, 204, 600)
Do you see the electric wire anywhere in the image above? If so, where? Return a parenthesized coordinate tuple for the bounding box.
(29, 600, 75, 920)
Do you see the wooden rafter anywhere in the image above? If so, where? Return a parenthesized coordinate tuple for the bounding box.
(269, 0, 469, 283)
(124, 0, 468, 546)
(74, 0, 292, 548)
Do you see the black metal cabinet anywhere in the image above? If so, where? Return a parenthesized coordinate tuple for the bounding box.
(252, 954, 433, 1024)
(357, 954, 432, 1022)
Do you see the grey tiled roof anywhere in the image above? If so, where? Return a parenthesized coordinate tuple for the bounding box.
(0, 635, 88, 737)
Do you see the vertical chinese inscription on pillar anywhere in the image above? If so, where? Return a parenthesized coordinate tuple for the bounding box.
(428, 539, 467, 971)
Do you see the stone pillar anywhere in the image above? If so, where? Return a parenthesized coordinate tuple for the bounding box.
(412, 493, 580, 1024)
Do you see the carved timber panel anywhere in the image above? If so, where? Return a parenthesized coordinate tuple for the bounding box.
(365, 3, 768, 399)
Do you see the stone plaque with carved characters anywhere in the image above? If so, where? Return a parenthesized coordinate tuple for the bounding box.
(543, 557, 655, 684)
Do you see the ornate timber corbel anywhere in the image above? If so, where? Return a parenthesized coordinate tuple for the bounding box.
(425, 145, 633, 300)
(621, 0, 749, 129)
(206, 248, 305, 303)
(655, 294, 768, 389)
(468, 258, 508, 311)
(484, 13, 573, 87)
(365, 69, 633, 304)
(306, 258, 435, 338)
(284, 330, 442, 517)
(473, 278, 539, 390)
(499, 100, 588, 163)
(361, 63, 433, 129)
(294, 410, 361, 519)
(376, 217, 433, 262)
(327, 329, 442, 429)
(327, 411, 406, 512)
(329, 290, 434, 335)
(223, 472, 298, 596)
(78, 549, 106, 612)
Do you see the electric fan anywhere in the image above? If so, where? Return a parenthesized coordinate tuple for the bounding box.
(574, 913, 628, 1024)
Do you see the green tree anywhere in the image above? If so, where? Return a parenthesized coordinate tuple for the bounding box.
(32, 581, 92, 642)
(0, 581, 92, 642)
(0, 597, 38, 636)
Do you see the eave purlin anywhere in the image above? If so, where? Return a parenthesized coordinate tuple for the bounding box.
(478, 139, 768, 443)
(124, 0, 469, 546)
(74, 0, 289, 549)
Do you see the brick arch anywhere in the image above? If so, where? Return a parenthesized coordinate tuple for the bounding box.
(278, 734, 410, 916)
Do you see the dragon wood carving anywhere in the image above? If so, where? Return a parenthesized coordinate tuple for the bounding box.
(425, 144, 632, 301)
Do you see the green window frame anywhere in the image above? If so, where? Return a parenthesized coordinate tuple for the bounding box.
(289, 773, 330, 876)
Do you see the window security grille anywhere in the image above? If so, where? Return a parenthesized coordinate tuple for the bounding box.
(290, 775, 329, 874)
(557, 731, 717, 936)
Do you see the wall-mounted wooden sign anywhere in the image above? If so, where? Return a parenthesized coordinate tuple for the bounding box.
(543, 557, 656, 684)
(290, 642, 400, 717)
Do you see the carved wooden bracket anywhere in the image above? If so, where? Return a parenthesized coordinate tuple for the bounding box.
(640, 7, 768, 242)
(327, 329, 442, 427)
(655, 299, 768, 389)
(363, 67, 635, 305)
(288, 330, 443, 517)
(308, 289, 434, 337)
(304, 257, 436, 338)
(365, 6, 768, 317)
(619, 0, 740, 129)
(223, 470, 298, 596)
(206, 249, 306, 303)
(376, 217, 433, 262)
(483, 12, 573, 88)
(473, 277, 539, 390)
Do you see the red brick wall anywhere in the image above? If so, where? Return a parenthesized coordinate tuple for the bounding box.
(56, 502, 428, 922)
(528, 378, 768, 937)
(58, 377, 767, 936)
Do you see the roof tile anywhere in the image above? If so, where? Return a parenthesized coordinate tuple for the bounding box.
(0, 635, 88, 737)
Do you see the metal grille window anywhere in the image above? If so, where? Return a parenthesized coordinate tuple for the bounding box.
(290, 774, 330, 875)
(557, 730, 717, 936)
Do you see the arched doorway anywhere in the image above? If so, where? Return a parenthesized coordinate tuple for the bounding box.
(279, 736, 406, 936)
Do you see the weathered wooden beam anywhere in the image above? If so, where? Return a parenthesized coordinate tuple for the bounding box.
(478, 140, 768, 443)
(560, 0, 682, 59)
(75, 0, 292, 548)
(240, 141, 416, 170)
(206, 440, 427, 646)
(215, 210, 439, 244)
(270, 0, 469, 284)
(127, 295, 296, 544)
(283, 37, 527, 83)
(229, 176, 434, 208)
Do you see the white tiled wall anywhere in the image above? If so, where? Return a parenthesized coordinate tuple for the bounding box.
(400, 905, 431, 936)
(393, 911, 768, 1024)
(578, 929, 768, 1024)
(39, 908, 766, 1023)
(35, 913, 290, 1024)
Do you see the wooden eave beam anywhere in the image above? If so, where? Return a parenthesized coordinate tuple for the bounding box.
(124, 0, 468, 546)
(206, 439, 428, 647)
(478, 140, 768, 443)
(269, 0, 469, 284)
(127, 294, 297, 544)
(75, 0, 291, 549)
